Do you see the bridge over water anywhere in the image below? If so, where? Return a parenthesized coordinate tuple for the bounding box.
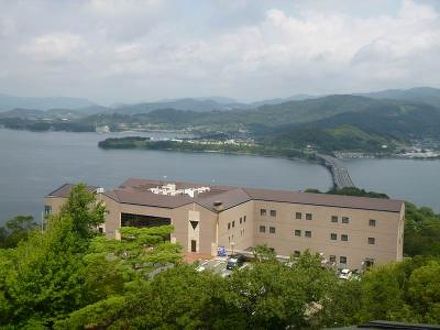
(316, 154, 355, 189)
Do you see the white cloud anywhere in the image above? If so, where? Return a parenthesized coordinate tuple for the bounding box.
(0, 0, 439, 102)
(19, 33, 85, 62)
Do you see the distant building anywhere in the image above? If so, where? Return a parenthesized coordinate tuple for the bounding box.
(44, 178, 405, 270)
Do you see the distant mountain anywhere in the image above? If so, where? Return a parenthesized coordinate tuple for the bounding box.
(358, 87, 440, 108)
(0, 93, 97, 112)
(0, 108, 46, 119)
(113, 98, 244, 114)
(112, 95, 325, 114)
(260, 98, 440, 152)
(249, 94, 319, 108)
(0, 105, 108, 120)
(3, 88, 440, 153)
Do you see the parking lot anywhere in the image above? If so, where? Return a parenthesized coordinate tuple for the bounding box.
(196, 257, 252, 277)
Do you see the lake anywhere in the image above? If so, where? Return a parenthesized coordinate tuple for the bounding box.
(0, 129, 439, 224)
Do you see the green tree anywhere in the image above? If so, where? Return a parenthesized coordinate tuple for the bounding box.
(407, 260, 440, 323)
(59, 183, 106, 239)
(0, 215, 38, 248)
(0, 184, 106, 328)
(252, 243, 276, 262)
(404, 202, 440, 257)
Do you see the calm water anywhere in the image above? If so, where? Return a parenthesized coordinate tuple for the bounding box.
(0, 129, 331, 223)
(0, 129, 439, 224)
(345, 158, 440, 211)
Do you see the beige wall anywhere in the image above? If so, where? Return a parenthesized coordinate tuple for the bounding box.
(218, 201, 254, 253)
(44, 193, 404, 269)
(252, 200, 402, 269)
(44, 197, 66, 215)
(100, 195, 219, 255)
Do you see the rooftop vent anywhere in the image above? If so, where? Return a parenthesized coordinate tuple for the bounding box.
(213, 201, 224, 212)
(149, 183, 210, 198)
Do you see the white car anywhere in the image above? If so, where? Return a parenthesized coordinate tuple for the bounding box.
(196, 261, 209, 272)
(339, 268, 352, 280)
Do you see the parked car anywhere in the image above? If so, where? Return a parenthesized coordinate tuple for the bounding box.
(338, 268, 352, 280)
(195, 261, 209, 272)
(226, 254, 245, 270)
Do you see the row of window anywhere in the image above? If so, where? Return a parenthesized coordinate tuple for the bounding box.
(227, 216, 247, 230)
(260, 227, 314, 238)
(258, 227, 376, 244)
(261, 209, 314, 220)
(331, 216, 350, 224)
(260, 209, 378, 227)
(331, 217, 377, 227)
(330, 233, 376, 244)
(330, 233, 349, 241)
(259, 225, 276, 234)
(228, 227, 246, 243)
(294, 229, 312, 238)
(329, 255, 347, 264)
(260, 209, 277, 217)
(293, 251, 348, 264)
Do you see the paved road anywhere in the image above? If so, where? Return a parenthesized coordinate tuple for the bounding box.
(316, 154, 355, 189)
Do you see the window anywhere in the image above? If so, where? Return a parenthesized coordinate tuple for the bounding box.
(331, 216, 338, 223)
(330, 233, 337, 240)
(270, 210, 277, 217)
(368, 237, 375, 245)
(121, 213, 171, 228)
(329, 255, 336, 263)
(270, 226, 276, 234)
(296, 212, 302, 220)
(369, 219, 376, 227)
(294, 250, 301, 257)
(306, 213, 312, 220)
(44, 205, 52, 216)
(295, 229, 301, 237)
(259, 225, 266, 233)
(240, 217, 242, 224)
(340, 256, 347, 264)
(342, 217, 350, 224)
(260, 209, 267, 216)
(227, 222, 231, 230)
(341, 234, 349, 241)
(232, 221, 235, 228)
(98, 227, 104, 233)
(244, 216, 247, 223)
(305, 230, 312, 238)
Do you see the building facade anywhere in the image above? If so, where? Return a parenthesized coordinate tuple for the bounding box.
(45, 178, 405, 270)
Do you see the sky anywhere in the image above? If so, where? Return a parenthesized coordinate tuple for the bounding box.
(0, 0, 440, 104)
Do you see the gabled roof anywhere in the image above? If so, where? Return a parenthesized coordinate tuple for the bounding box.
(104, 186, 194, 209)
(244, 188, 404, 212)
(46, 183, 99, 198)
(48, 179, 404, 214)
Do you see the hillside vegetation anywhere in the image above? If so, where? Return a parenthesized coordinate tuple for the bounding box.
(2, 88, 440, 153)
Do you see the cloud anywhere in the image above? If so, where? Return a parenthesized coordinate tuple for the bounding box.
(0, 0, 439, 102)
(19, 33, 85, 62)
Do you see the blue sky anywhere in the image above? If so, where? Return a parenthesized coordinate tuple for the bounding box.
(0, 0, 439, 104)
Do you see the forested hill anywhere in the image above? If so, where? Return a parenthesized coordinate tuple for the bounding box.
(2, 88, 440, 153)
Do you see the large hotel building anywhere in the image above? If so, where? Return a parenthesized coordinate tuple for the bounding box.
(45, 178, 405, 269)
